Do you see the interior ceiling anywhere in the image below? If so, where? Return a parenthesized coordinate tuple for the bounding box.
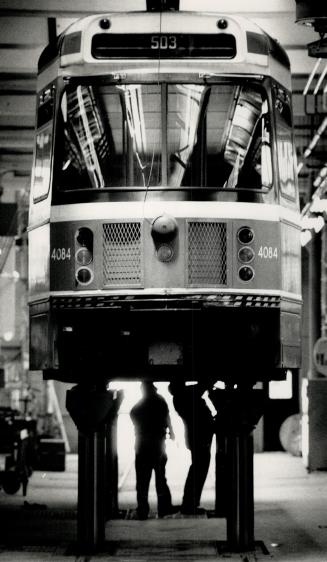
(0, 0, 325, 208)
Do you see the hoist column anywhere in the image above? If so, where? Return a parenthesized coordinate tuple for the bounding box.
(210, 385, 266, 552)
(105, 390, 124, 520)
(66, 384, 121, 553)
(215, 432, 228, 517)
(226, 429, 254, 550)
(77, 426, 106, 550)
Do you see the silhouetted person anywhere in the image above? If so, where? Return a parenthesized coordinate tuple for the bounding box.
(130, 381, 176, 520)
(168, 380, 214, 515)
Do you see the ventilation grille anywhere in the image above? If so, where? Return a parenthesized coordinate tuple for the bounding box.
(103, 222, 142, 286)
(188, 221, 227, 286)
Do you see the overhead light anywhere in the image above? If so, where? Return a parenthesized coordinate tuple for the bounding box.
(303, 58, 322, 95)
(301, 215, 325, 233)
(313, 164, 327, 188)
(313, 62, 327, 95)
(301, 230, 312, 246)
(314, 215, 325, 232)
(301, 216, 314, 229)
(3, 331, 14, 342)
(310, 198, 327, 214)
(303, 117, 327, 159)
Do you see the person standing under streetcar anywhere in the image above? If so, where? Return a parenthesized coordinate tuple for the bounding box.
(168, 379, 214, 515)
(130, 381, 177, 520)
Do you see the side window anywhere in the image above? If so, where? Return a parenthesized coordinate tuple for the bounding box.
(32, 125, 52, 202)
(32, 85, 55, 202)
(274, 90, 296, 200)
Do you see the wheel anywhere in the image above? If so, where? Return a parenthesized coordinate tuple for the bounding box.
(2, 471, 21, 494)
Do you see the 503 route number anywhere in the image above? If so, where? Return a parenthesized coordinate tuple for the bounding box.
(151, 35, 177, 50)
(258, 246, 278, 259)
(51, 248, 71, 261)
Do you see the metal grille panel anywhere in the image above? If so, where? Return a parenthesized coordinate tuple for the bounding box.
(103, 222, 142, 286)
(188, 221, 227, 286)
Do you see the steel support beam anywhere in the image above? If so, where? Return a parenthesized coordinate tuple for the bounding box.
(0, 0, 296, 17)
(0, 0, 147, 17)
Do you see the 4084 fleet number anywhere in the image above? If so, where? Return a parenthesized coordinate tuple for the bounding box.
(51, 248, 71, 261)
(258, 246, 278, 259)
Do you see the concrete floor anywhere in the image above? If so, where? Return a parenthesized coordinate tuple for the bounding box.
(1, 449, 327, 561)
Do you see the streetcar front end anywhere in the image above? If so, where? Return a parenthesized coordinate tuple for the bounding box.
(28, 12, 301, 384)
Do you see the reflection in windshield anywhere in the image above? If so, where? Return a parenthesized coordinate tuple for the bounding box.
(55, 82, 273, 196)
(62, 86, 111, 188)
(118, 85, 147, 184)
(168, 85, 206, 187)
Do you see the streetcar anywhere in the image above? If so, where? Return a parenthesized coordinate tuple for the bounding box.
(28, 10, 302, 385)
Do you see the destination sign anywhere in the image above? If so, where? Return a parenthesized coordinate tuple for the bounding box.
(92, 33, 236, 59)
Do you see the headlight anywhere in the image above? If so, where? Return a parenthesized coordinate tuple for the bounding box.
(157, 244, 174, 262)
(238, 246, 255, 263)
(76, 247, 93, 266)
(237, 226, 254, 244)
(75, 228, 94, 286)
(76, 267, 93, 285)
(238, 265, 254, 282)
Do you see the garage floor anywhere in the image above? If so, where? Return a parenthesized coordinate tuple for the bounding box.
(1, 451, 327, 561)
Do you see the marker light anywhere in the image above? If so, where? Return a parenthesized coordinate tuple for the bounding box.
(217, 19, 228, 29)
(238, 246, 255, 263)
(76, 267, 93, 285)
(99, 18, 110, 30)
(76, 247, 93, 266)
(238, 226, 254, 244)
(76, 227, 93, 248)
(75, 228, 94, 285)
(157, 244, 174, 262)
(239, 266, 254, 282)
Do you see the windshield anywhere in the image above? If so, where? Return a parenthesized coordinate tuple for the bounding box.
(54, 81, 273, 197)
